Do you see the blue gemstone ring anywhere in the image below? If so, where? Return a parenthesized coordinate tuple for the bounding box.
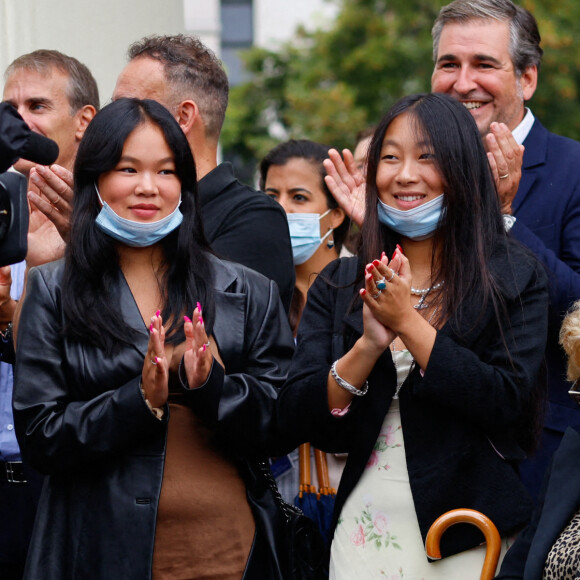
(376, 278, 387, 291)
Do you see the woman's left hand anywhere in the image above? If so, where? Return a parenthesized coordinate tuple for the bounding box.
(363, 250, 414, 333)
(182, 303, 213, 389)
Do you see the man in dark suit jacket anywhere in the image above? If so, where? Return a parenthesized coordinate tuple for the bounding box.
(432, 0, 580, 499)
(112, 35, 295, 313)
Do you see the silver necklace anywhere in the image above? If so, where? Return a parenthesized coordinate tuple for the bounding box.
(411, 280, 444, 310)
(390, 306, 439, 399)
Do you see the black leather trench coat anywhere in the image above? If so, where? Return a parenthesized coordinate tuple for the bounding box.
(13, 254, 295, 580)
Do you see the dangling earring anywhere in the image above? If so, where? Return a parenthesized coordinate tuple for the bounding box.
(327, 236, 335, 249)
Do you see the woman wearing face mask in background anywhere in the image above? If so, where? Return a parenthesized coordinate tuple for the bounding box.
(12, 98, 295, 580)
(259, 139, 350, 503)
(260, 139, 351, 335)
(277, 93, 549, 578)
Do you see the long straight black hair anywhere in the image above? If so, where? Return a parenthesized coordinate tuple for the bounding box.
(359, 93, 545, 452)
(62, 98, 215, 355)
(361, 92, 505, 328)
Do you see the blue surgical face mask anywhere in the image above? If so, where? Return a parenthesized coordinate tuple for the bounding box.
(287, 209, 333, 265)
(377, 194, 445, 240)
(94, 185, 183, 247)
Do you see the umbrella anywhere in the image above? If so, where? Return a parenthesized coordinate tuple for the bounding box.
(313, 448, 336, 540)
(294, 443, 336, 544)
(425, 508, 501, 580)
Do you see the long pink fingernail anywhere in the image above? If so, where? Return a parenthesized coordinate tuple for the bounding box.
(196, 301, 202, 314)
(149, 323, 154, 332)
(199, 316, 204, 326)
(184, 315, 192, 323)
(202, 344, 206, 352)
(155, 310, 160, 317)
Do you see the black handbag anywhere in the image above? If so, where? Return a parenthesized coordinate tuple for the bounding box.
(255, 460, 328, 580)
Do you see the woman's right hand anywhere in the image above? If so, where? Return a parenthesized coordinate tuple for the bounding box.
(360, 271, 396, 353)
(141, 311, 169, 408)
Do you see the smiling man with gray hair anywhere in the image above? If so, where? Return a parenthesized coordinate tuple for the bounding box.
(431, 0, 580, 502)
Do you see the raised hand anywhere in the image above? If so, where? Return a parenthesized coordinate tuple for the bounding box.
(141, 310, 169, 408)
(485, 122, 524, 215)
(182, 302, 213, 389)
(28, 164, 74, 243)
(323, 148, 366, 227)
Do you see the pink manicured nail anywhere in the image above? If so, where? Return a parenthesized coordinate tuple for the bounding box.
(154, 356, 159, 364)
(199, 316, 204, 326)
(202, 344, 206, 352)
(381, 251, 386, 259)
(184, 315, 192, 323)
(149, 323, 154, 332)
(196, 301, 202, 314)
(155, 310, 160, 317)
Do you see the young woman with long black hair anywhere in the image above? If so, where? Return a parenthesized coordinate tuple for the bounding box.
(13, 98, 294, 580)
(278, 93, 549, 579)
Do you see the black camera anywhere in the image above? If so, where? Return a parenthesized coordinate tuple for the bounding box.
(0, 102, 59, 267)
(0, 172, 28, 266)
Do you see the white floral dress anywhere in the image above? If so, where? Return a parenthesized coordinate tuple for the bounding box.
(329, 350, 511, 580)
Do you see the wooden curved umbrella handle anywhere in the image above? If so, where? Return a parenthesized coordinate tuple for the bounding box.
(425, 508, 501, 580)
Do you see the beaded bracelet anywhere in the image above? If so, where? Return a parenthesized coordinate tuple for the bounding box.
(330, 360, 369, 396)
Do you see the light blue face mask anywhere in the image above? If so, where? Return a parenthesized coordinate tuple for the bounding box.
(377, 194, 445, 241)
(94, 185, 183, 247)
(287, 209, 333, 265)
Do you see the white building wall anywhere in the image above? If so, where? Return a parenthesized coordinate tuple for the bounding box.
(0, 0, 336, 104)
(254, 0, 337, 49)
(0, 0, 186, 104)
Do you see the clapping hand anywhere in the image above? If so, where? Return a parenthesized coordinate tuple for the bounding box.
(28, 164, 74, 243)
(485, 122, 524, 215)
(141, 310, 169, 408)
(361, 247, 414, 337)
(323, 148, 366, 227)
(182, 302, 213, 389)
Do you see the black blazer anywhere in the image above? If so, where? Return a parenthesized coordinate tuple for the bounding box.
(496, 426, 580, 580)
(13, 255, 295, 580)
(278, 239, 549, 559)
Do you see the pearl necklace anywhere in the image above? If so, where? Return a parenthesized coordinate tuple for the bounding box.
(410, 280, 445, 295)
(410, 280, 444, 310)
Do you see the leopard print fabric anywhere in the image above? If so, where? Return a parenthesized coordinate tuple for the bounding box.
(543, 510, 580, 579)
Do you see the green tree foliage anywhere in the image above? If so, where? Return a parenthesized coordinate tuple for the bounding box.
(221, 0, 580, 173)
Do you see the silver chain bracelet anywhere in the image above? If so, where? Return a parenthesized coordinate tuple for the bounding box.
(330, 360, 369, 396)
